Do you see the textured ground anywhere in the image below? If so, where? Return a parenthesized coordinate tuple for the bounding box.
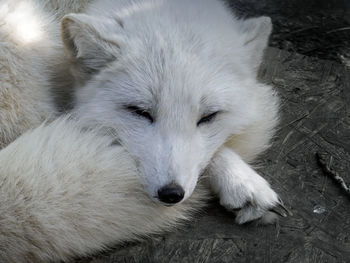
(228, 0, 350, 66)
(78, 1, 350, 262)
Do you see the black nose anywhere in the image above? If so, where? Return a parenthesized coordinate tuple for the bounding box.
(157, 184, 185, 204)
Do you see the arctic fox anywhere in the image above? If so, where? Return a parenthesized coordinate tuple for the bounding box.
(0, 0, 283, 261)
(63, 0, 281, 223)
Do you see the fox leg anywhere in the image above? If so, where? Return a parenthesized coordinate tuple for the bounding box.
(207, 147, 285, 224)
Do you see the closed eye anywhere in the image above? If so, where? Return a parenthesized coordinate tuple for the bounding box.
(197, 111, 220, 126)
(125, 105, 154, 123)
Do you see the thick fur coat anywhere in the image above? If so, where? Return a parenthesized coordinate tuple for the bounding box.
(0, 117, 209, 262)
(0, 0, 281, 261)
(0, 0, 58, 148)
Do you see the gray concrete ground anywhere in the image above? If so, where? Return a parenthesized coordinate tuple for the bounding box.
(77, 2, 350, 262)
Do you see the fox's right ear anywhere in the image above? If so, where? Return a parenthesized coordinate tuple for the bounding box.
(61, 13, 124, 86)
(239, 16, 272, 73)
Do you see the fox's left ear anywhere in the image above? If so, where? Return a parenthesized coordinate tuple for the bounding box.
(239, 16, 272, 71)
(61, 13, 124, 86)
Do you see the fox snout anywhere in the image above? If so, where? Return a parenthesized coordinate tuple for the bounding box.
(157, 183, 185, 204)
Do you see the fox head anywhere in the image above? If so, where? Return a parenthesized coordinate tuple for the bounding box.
(61, 2, 272, 204)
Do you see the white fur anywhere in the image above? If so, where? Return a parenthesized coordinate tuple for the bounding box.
(40, 0, 91, 19)
(208, 147, 279, 224)
(0, 2, 204, 261)
(0, 0, 281, 261)
(0, 117, 209, 262)
(62, 0, 280, 221)
(0, 0, 59, 148)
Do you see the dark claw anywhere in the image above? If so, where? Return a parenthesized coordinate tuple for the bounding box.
(270, 197, 293, 217)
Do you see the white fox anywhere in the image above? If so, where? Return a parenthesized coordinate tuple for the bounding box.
(0, 0, 283, 261)
(65, 0, 281, 223)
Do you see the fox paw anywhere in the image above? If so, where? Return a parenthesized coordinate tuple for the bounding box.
(219, 182, 288, 225)
(209, 148, 291, 225)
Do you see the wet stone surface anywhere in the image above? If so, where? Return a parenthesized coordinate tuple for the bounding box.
(78, 2, 350, 262)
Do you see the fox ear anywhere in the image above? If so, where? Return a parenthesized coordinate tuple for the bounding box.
(239, 16, 272, 71)
(61, 13, 123, 85)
